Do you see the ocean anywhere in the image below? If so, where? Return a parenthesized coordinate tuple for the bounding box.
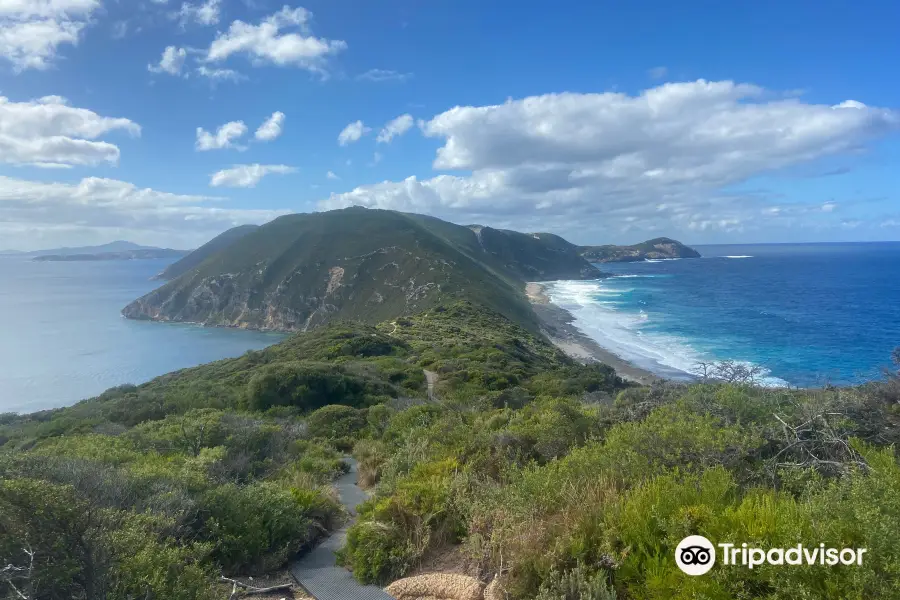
(0, 257, 286, 413)
(545, 242, 900, 387)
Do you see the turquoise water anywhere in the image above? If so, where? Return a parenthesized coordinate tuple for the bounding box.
(545, 242, 900, 387)
(0, 257, 286, 413)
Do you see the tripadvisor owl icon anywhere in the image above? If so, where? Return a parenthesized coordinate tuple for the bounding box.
(676, 535, 716, 576)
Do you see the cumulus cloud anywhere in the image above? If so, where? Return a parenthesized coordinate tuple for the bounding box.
(204, 6, 346, 73)
(0, 174, 289, 250)
(196, 120, 248, 150)
(196, 65, 245, 82)
(148, 46, 187, 76)
(175, 0, 221, 27)
(377, 114, 413, 144)
(338, 120, 370, 146)
(0, 94, 140, 167)
(255, 111, 285, 141)
(356, 69, 412, 82)
(326, 170, 338, 180)
(320, 80, 899, 240)
(210, 164, 296, 187)
(0, 0, 99, 71)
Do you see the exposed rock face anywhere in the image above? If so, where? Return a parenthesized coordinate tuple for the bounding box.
(578, 237, 701, 263)
(123, 208, 602, 333)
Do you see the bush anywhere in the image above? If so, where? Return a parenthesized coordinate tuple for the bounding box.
(199, 481, 340, 573)
(306, 405, 367, 441)
(534, 564, 616, 600)
(244, 362, 388, 412)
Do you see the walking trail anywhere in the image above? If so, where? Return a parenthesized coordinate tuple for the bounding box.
(290, 459, 394, 600)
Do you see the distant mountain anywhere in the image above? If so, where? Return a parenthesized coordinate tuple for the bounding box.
(25, 241, 172, 258)
(578, 237, 701, 262)
(153, 225, 260, 281)
(33, 248, 189, 262)
(0, 249, 23, 255)
(122, 207, 603, 332)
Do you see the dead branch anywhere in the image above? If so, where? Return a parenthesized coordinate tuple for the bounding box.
(220, 576, 293, 597)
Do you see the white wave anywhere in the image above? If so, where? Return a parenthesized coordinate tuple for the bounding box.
(612, 274, 666, 279)
(722, 255, 753, 259)
(544, 279, 788, 387)
(644, 258, 682, 263)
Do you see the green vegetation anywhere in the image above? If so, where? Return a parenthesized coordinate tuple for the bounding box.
(154, 224, 259, 280)
(336, 353, 900, 598)
(0, 301, 625, 599)
(578, 237, 702, 262)
(122, 208, 602, 332)
(4, 293, 900, 598)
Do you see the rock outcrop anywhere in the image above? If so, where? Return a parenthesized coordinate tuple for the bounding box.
(385, 574, 484, 600)
(578, 237, 701, 263)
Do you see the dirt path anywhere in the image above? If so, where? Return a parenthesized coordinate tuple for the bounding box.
(423, 369, 438, 401)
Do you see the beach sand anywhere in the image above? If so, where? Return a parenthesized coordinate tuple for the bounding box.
(526, 282, 660, 385)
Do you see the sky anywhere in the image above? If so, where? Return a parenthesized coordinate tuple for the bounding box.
(0, 0, 899, 251)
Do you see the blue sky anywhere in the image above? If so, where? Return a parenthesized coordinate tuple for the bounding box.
(0, 0, 898, 250)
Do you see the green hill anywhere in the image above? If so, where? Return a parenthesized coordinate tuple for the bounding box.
(579, 237, 701, 262)
(153, 224, 260, 280)
(122, 208, 602, 332)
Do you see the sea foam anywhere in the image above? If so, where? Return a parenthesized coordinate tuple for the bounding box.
(545, 279, 787, 386)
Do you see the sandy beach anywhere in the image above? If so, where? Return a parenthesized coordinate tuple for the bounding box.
(526, 282, 660, 385)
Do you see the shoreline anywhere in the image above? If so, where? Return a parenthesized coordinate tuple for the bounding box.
(526, 282, 661, 385)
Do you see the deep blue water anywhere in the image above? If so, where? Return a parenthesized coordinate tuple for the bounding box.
(0, 257, 286, 413)
(545, 243, 900, 387)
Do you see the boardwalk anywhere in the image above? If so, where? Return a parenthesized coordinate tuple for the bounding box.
(290, 459, 394, 600)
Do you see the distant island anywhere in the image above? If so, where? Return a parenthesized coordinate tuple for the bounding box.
(578, 237, 701, 262)
(33, 248, 189, 262)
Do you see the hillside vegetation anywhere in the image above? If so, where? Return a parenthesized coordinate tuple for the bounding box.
(579, 237, 701, 262)
(123, 208, 602, 332)
(3, 299, 900, 598)
(154, 225, 260, 281)
(0, 302, 626, 599)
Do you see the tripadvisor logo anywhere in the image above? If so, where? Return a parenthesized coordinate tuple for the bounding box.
(675, 536, 867, 576)
(676, 535, 716, 575)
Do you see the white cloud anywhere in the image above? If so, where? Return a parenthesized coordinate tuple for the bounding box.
(148, 46, 187, 76)
(326, 170, 338, 180)
(0, 174, 289, 250)
(0, 0, 99, 71)
(357, 69, 412, 82)
(210, 164, 296, 187)
(255, 111, 285, 141)
(320, 80, 900, 240)
(377, 114, 413, 144)
(338, 120, 370, 146)
(648, 66, 668, 79)
(196, 120, 248, 150)
(111, 21, 128, 40)
(175, 0, 221, 27)
(204, 6, 346, 73)
(0, 94, 140, 167)
(821, 202, 837, 212)
(196, 65, 245, 82)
